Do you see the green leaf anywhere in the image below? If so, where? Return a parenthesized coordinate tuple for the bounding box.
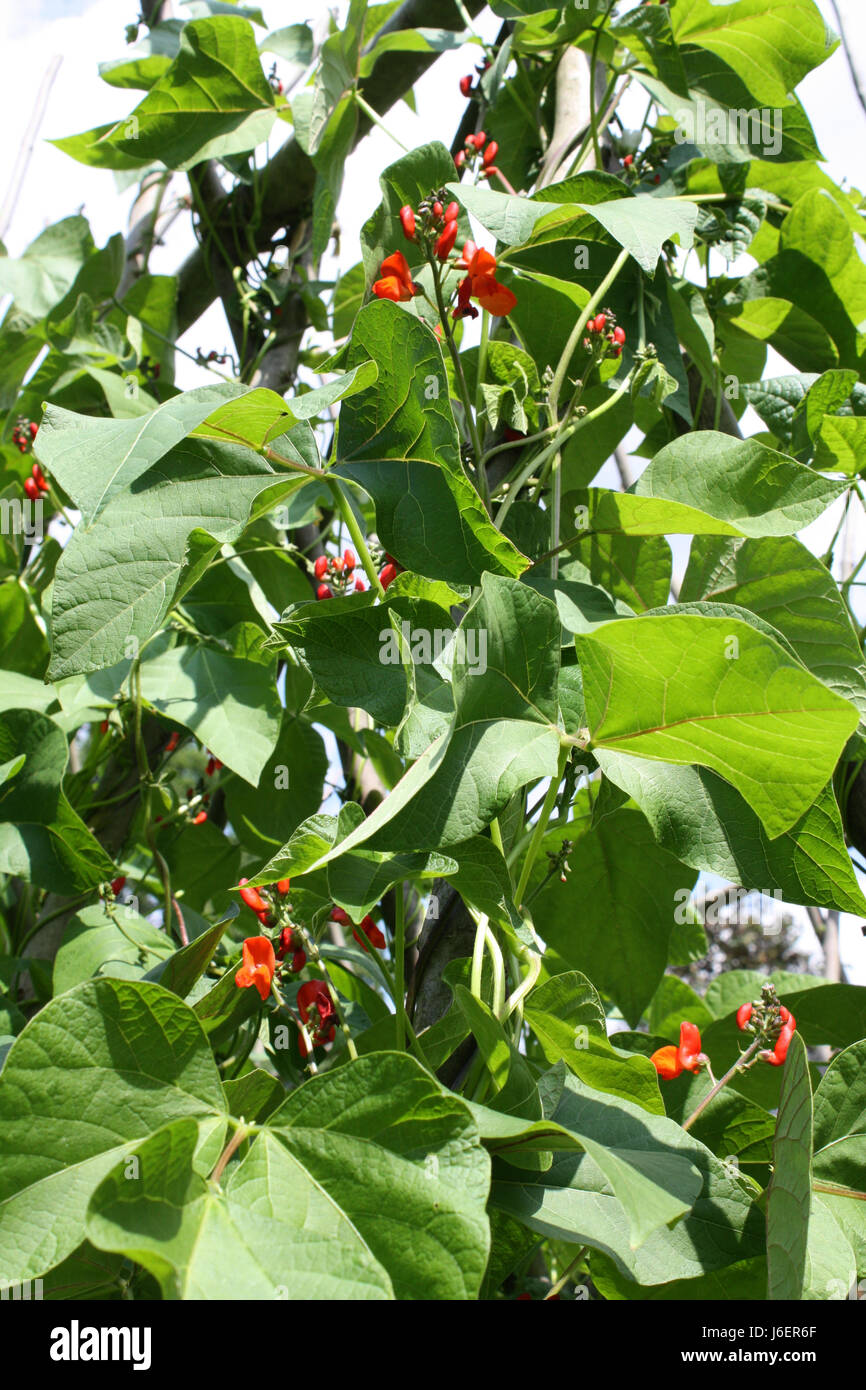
(0, 980, 226, 1285)
(524, 973, 665, 1114)
(46, 434, 307, 679)
(146, 913, 236, 1000)
(104, 17, 277, 170)
(596, 753, 866, 915)
(0, 710, 115, 892)
(528, 806, 695, 1025)
(671, 0, 835, 107)
(471, 1081, 702, 1250)
(491, 1070, 764, 1284)
(570, 193, 698, 274)
(766, 1032, 812, 1300)
(578, 614, 858, 838)
(631, 431, 845, 536)
(138, 634, 281, 786)
(53, 905, 175, 994)
(0, 217, 97, 319)
(98, 19, 184, 89)
(86, 1119, 393, 1300)
(681, 534, 866, 722)
(267, 1051, 491, 1299)
(336, 300, 526, 585)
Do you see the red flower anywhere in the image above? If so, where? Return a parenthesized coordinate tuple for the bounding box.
(373, 251, 420, 303)
(238, 878, 268, 916)
(23, 477, 40, 502)
(455, 245, 516, 318)
(763, 1008, 797, 1066)
(379, 562, 398, 590)
(330, 906, 351, 926)
(435, 219, 458, 260)
(399, 205, 416, 241)
(343, 549, 355, 571)
(651, 1021, 704, 1080)
(443, 201, 459, 223)
(314, 554, 329, 579)
(276, 925, 294, 960)
(455, 150, 466, 170)
(623, 154, 634, 167)
(165, 730, 180, 753)
(352, 914, 386, 952)
(316, 583, 334, 600)
(297, 979, 337, 1053)
(110, 876, 126, 895)
(736, 1002, 753, 1029)
(613, 326, 626, 345)
(459, 74, 473, 97)
(482, 141, 498, 167)
(235, 936, 276, 1001)
(291, 949, 306, 973)
(192, 810, 208, 825)
(468, 131, 486, 149)
(354, 576, 366, 591)
(277, 878, 291, 895)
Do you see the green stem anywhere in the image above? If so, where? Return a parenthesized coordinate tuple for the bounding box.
(353, 91, 409, 152)
(394, 883, 407, 1052)
(427, 251, 488, 507)
(682, 1039, 762, 1131)
(515, 744, 569, 908)
(325, 477, 385, 597)
(476, 308, 489, 424)
(547, 247, 631, 422)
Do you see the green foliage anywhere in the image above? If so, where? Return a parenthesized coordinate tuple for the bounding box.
(1, 0, 864, 1304)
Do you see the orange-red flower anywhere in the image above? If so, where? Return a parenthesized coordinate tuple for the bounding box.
(651, 1021, 704, 1080)
(454, 243, 516, 319)
(763, 1008, 796, 1066)
(373, 251, 421, 303)
(352, 914, 386, 952)
(297, 979, 337, 1055)
(235, 935, 276, 1001)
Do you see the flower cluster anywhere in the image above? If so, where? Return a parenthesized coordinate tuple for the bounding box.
(454, 130, 499, 180)
(314, 548, 364, 600)
(584, 310, 626, 360)
(297, 980, 337, 1056)
(736, 995, 797, 1066)
(23, 462, 50, 503)
(12, 420, 38, 454)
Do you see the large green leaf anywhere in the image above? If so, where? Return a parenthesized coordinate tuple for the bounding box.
(0, 217, 97, 318)
(490, 1071, 764, 1284)
(630, 432, 844, 536)
(671, 0, 835, 107)
(681, 535, 866, 719)
(336, 300, 526, 585)
(138, 633, 281, 786)
(528, 805, 695, 1025)
(103, 17, 277, 169)
(471, 1079, 702, 1249)
(524, 972, 665, 1114)
(266, 1051, 491, 1299)
(766, 1032, 812, 1300)
(86, 1120, 393, 1300)
(0, 980, 226, 1286)
(812, 1040, 866, 1284)
(578, 614, 858, 838)
(46, 436, 305, 679)
(53, 905, 175, 994)
(596, 753, 866, 915)
(0, 709, 115, 892)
